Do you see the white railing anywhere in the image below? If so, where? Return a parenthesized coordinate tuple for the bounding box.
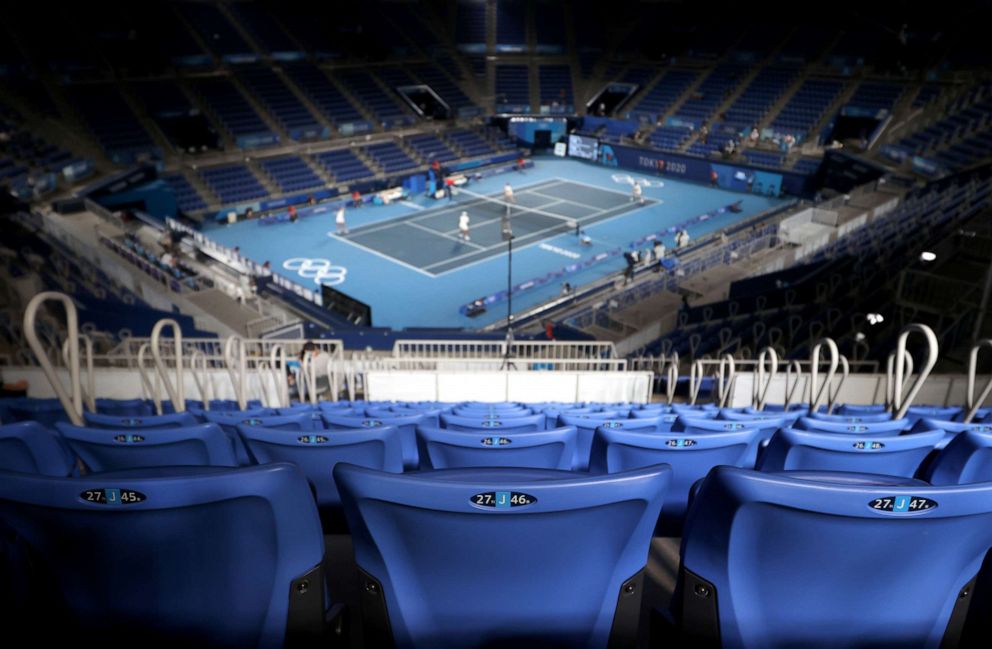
(392, 339, 617, 360)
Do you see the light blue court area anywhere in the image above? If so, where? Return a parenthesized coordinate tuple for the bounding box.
(203, 157, 788, 329)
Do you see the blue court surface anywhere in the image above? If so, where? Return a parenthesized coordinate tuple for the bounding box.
(203, 157, 788, 329)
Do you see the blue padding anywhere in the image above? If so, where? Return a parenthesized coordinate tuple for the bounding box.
(416, 425, 577, 470)
(84, 411, 199, 429)
(926, 430, 992, 485)
(55, 423, 240, 472)
(796, 416, 911, 435)
(681, 466, 992, 648)
(757, 428, 944, 477)
(0, 422, 75, 476)
(589, 426, 759, 532)
(334, 463, 671, 649)
(239, 424, 403, 507)
(0, 463, 324, 647)
(440, 413, 545, 433)
(809, 411, 895, 423)
(321, 413, 424, 470)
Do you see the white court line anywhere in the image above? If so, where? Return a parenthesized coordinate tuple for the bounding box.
(439, 200, 569, 237)
(424, 201, 657, 276)
(399, 201, 426, 210)
(552, 176, 655, 200)
(422, 202, 620, 273)
(407, 220, 486, 250)
(327, 231, 435, 278)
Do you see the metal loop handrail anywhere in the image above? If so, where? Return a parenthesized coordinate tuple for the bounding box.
(23, 291, 83, 425)
(151, 319, 185, 413)
(893, 324, 939, 419)
(963, 339, 992, 422)
(809, 338, 839, 413)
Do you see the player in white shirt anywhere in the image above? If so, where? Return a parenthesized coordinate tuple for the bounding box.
(458, 211, 471, 241)
(631, 181, 644, 205)
(503, 182, 516, 215)
(335, 206, 348, 235)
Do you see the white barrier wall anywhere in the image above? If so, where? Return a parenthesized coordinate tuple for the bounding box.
(729, 372, 992, 409)
(9, 366, 282, 406)
(367, 371, 653, 404)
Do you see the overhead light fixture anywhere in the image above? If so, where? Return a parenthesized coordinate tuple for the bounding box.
(920, 251, 936, 262)
(867, 313, 884, 325)
(855, 332, 866, 342)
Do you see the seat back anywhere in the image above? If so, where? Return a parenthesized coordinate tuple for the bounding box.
(453, 407, 532, 418)
(0, 464, 325, 648)
(55, 423, 240, 472)
(334, 463, 671, 649)
(321, 413, 424, 470)
(440, 413, 545, 433)
(0, 422, 75, 476)
(239, 424, 403, 507)
(926, 430, 992, 485)
(796, 416, 911, 435)
(416, 425, 577, 470)
(808, 411, 895, 423)
(83, 411, 199, 429)
(757, 428, 943, 477)
(94, 398, 154, 417)
(680, 467, 992, 649)
(911, 418, 992, 448)
(589, 427, 760, 533)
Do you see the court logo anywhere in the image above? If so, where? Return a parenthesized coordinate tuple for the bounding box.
(283, 258, 347, 286)
(611, 173, 664, 188)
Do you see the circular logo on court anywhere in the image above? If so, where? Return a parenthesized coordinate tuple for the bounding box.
(283, 258, 347, 286)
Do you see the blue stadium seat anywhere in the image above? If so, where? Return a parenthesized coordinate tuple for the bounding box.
(926, 430, 992, 485)
(55, 422, 240, 471)
(5, 398, 71, 428)
(0, 421, 75, 476)
(557, 413, 627, 470)
(239, 423, 403, 507)
(440, 413, 545, 433)
(84, 411, 199, 429)
(589, 426, 760, 533)
(679, 467, 992, 648)
(334, 463, 671, 648)
(453, 407, 533, 418)
(756, 428, 943, 477)
(241, 411, 323, 431)
(0, 464, 326, 648)
(808, 411, 896, 423)
(321, 413, 424, 470)
(94, 398, 154, 417)
(796, 416, 911, 435)
(415, 425, 577, 470)
(910, 418, 992, 448)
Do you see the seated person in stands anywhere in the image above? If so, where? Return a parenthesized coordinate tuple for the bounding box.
(287, 205, 297, 222)
(352, 190, 362, 208)
(245, 207, 255, 220)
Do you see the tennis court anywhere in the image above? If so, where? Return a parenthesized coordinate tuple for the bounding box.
(339, 178, 656, 275)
